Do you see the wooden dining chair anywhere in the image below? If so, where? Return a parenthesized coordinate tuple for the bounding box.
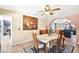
(56, 30, 63, 48)
(32, 32, 46, 52)
(54, 27, 65, 48)
(32, 32, 38, 50)
(48, 30, 65, 53)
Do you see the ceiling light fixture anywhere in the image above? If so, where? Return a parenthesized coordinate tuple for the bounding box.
(36, 5, 60, 16)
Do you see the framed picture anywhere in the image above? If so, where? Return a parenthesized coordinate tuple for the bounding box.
(23, 15, 38, 30)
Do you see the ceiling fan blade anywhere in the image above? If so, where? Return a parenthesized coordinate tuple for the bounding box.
(52, 8, 60, 11)
(36, 11, 45, 16)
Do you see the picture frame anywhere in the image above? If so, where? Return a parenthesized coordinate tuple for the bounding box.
(23, 15, 38, 30)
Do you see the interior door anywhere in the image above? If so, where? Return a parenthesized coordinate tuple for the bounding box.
(0, 20, 1, 52)
(0, 18, 3, 52)
(0, 16, 12, 52)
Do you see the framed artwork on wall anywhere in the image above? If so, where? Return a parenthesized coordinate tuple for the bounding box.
(23, 15, 38, 30)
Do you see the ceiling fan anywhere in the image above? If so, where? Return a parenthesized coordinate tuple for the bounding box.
(37, 5, 60, 15)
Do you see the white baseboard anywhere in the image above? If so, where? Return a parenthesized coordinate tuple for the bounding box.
(11, 39, 32, 46)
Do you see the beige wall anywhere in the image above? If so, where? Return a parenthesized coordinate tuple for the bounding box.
(14, 16, 47, 45)
(0, 11, 46, 45)
(12, 13, 46, 45)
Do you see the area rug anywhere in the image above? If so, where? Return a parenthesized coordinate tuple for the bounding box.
(23, 46, 74, 53)
(23, 47, 34, 53)
(23, 46, 45, 53)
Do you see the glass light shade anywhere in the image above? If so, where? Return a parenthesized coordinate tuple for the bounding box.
(45, 5, 50, 11)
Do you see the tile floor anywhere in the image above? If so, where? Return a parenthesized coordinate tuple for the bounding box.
(1, 35, 79, 53)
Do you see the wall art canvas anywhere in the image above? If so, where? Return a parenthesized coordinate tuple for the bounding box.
(23, 15, 38, 30)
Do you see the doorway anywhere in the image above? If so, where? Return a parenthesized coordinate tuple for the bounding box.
(0, 15, 12, 52)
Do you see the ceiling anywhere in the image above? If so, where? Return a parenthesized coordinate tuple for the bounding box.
(0, 5, 79, 20)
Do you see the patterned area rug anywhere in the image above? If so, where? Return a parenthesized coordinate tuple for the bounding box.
(23, 45, 74, 53)
(23, 46, 45, 53)
(23, 46, 34, 53)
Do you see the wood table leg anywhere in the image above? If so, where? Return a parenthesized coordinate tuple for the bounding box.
(45, 43, 48, 52)
(45, 42, 49, 52)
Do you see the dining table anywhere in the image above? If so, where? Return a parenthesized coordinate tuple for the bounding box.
(37, 33, 58, 52)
